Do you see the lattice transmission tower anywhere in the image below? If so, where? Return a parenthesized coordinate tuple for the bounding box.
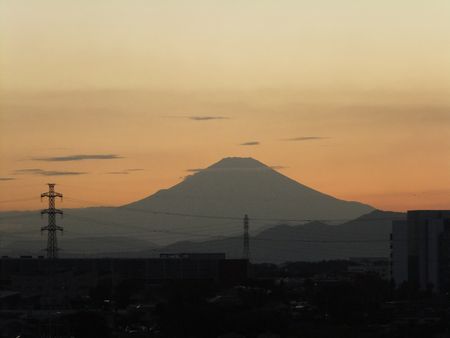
(243, 214, 250, 261)
(41, 183, 63, 259)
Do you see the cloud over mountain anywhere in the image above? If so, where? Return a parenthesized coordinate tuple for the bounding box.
(186, 168, 204, 173)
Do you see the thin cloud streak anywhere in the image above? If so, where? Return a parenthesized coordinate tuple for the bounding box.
(283, 136, 330, 142)
(106, 168, 144, 174)
(106, 171, 129, 175)
(189, 116, 229, 121)
(14, 169, 43, 174)
(40, 171, 87, 176)
(240, 141, 260, 146)
(186, 166, 282, 173)
(186, 168, 204, 173)
(0, 178, 16, 181)
(13, 169, 87, 176)
(165, 115, 229, 121)
(33, 154, 122, 162)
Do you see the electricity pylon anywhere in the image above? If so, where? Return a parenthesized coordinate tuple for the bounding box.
(41, 183, 63, 259)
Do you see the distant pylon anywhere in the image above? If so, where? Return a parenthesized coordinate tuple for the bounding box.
(243, 214, 250, 261)
(41, 183, 63, 259)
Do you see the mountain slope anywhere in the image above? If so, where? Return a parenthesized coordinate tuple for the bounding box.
(127, 157, 372, 221)
(0, 157, 374, 249)
(158, 210, 405, 263)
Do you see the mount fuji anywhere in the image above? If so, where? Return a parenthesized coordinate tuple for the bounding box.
(126, 157, 373, 225)
(0, 157, 376, 254)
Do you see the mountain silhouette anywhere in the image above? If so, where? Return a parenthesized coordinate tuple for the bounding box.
(126, 157, 373, 226)
(158, 210, 405, 263)
(0, 157, 374, 250)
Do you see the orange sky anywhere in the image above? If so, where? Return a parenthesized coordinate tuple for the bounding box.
(1, 1, 450, 212)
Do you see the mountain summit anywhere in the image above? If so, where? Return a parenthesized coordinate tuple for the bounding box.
(208, 157, 267, 169)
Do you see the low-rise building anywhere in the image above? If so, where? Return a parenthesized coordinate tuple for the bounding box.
(0, 254, 248, 308)
(348, 257, 390, 280)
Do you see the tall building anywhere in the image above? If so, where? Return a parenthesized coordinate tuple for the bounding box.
(391, 210, 450, 293)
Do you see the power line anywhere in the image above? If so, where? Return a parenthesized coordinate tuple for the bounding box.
(63, 212, 391, 244)
(62, 196, 404, 224)
(0, 197, 39, 204)
(252, 237, 388, 244)
(64, 213, 239, 239)
(0, 192, 405, 252)
(0, 206, 397, 244)
(0, 213, 40, 221)
(1, 194, 404, 225)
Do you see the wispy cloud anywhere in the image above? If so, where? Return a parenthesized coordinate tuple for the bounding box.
(283, 136, 329, 142)
(106, 171, 129, 175)
(14, 169, 87, 176)
(14, 169, 44, 174)
(0, 177, 15, 181)
(186, 168, 204, 173)
(189, 116, 229, 121)
(186, 165, 285, 173)
(105, 168, 144, 175)
(240, 141, 260, 146)
(33, 154, 122, 162)
(165, 115, 229, 121)
(41, 171, 87, 176)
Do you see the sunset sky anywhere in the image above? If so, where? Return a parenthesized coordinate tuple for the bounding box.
(1, 0, 449, 212)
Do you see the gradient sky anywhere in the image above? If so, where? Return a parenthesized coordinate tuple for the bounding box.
(1, 0, 449, 212)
